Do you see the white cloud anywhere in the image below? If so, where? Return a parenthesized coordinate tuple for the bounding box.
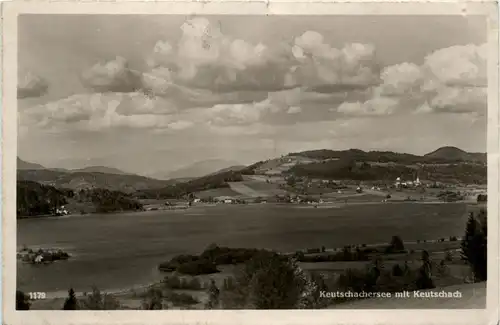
(422, 43, 487, 88)
(337, 96, 399, 116)
(145, 19, 380, 93)
(81, 56, 142, 92)
(287, 106, 302, 114)
(337, 43, 487, 117)
(377, 62, 423, 96)
(21, 92, 182, 132)
(18, 72, 49, 99)
(286, 33, 379, 88)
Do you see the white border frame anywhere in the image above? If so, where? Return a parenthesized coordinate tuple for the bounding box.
(2, 1, 499, 325)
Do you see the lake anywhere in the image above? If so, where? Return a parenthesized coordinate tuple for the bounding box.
(17, 202, 470, 294)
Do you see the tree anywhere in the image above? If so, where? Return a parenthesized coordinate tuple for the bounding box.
(392, 264, 404, 277)
(388, 235, 405, 252)
(222, 252, 307, 309)
(63, 288, 79, 310)
(16, 290, 31, 310)
(461, 211, 487, 282)
(142, 287, 164, 310)
(80, 286, 120, 310)
(205, 279, 220, 309)
(416, 250, 435, 290)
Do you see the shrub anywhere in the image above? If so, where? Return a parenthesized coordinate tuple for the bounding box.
(141, 287, 164, 310)
(219, 251, 309, 309)
(165, 291, 199, 306)
(80, 286, 120, 310)
(205, 279, 220, 309)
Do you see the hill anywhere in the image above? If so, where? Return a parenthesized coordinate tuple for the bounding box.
(165, 159, 243, 179)
(17, 180, 71, 216)
(135, 170, 244, 199)
(424, 146, 486, 163)
(69, 166, 129, 175)
(16, 180, 143, 217)
(17, 157, 45, 170)
(287, 158, 486, 184)
(17, 169, 172, 194)
(208, 165, 246, 175)
(289, 147, 486, 164)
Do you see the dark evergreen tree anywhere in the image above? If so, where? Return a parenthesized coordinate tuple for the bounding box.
(392, 264, 404, 277)
(16, 290, 31, 310)
(461, 211, 487, 281)
(389, 236, 405, 251)
(63, 288, 79, 310)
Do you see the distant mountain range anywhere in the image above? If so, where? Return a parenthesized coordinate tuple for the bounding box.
(156, 159, 245, 180)
(17, 157, 45, 170)
(17, 146, 486, 196)
(17, 158, 129, 175)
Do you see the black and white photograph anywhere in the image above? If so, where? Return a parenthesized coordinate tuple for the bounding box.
(2, 2, 498, 321)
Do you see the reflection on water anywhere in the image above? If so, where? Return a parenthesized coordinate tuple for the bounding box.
(17, 203, 469, 293)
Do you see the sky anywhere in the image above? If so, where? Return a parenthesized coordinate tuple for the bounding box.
(17, 14, 488, 176)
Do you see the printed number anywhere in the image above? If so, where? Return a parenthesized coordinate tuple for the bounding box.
(28, 292, 46, 300)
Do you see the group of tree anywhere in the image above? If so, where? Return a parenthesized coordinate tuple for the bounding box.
(135, 171, 244, 199)
(16, 180, 144, 217)
(477, 194, 487, 203)
(75, 188, 143, 213)
(16, 180, 71, 217)
(286, 158, 486, 184)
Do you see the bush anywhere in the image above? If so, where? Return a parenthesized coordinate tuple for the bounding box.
(141, 287, 164, 310)
(165, 291, 199, 306)
(205, 279, 220, 309)
(219, 251, 309, 309)
(80, 286, 120, 310)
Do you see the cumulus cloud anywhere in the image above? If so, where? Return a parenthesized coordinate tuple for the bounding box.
(336, 43, 487, 117)
(21, 92, 184, 132)
(81, 56, 143, 93)
(18, 72, 49, 99)
(337, 96, 399, 116)
(144, 18, 379, 94)
(286, 32, 380, 88)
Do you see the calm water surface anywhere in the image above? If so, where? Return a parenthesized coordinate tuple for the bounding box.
(17, 203, 469, 293)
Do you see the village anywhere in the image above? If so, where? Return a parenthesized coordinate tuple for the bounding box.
(140, 174, 487, 212)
